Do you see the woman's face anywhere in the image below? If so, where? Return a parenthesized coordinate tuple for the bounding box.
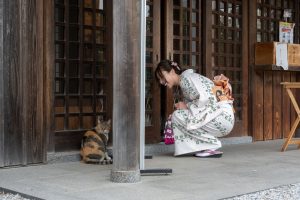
(158, 69, 179, 89)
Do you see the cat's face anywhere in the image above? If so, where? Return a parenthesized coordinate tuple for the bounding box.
(95, 119, 111, 135)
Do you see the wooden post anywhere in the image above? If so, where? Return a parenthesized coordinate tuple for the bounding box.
(111, 0, 141, 183)
(0, 0, 4, 167)
(0, 0, 46, 167)
(1, 0, 24, 166)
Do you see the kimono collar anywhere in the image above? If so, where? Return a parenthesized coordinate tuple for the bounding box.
(181, 69, 194, 76)
(179, 69, 194, 85)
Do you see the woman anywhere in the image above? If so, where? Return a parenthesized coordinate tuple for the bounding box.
(155, 60, 234, 157)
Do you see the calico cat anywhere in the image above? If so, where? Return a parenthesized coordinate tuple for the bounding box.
(80, 118, 112, 164)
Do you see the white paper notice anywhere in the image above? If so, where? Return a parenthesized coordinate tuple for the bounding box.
(279, 22, 295, 44)
(276, 43, 288, 70)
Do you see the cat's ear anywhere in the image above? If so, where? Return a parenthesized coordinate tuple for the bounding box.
(107, 119, 111, 125)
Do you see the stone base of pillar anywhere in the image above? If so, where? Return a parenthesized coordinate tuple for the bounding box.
(110, 170, 141, 183)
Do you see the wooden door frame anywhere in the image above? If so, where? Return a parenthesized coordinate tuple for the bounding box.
(50, 0, 114, 151)
(145, 0, 161, 143)
(241, 0, 249, 137)
(44, 0, 55, 153)
(203, 0, 212, 77)
(163, 0, 174, 118)
(249, 1, 258, 140)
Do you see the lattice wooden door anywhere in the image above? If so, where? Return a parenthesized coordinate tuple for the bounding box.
(165, 0, 248, 136)
(164, 0, 203, 117)
(204, 0, 248, 136)
(54, 0, 112, 151)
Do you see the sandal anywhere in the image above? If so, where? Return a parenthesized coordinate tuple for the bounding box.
(194, 149, 223, 158)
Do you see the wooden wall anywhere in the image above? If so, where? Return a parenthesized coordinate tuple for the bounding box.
(249, 1, 300, 141)
(251, 70, 300, 141)
(0, 0, 48, 167)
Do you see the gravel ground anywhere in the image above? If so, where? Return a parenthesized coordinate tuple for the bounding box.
(223, 183, 300, 200)
(1, 183, 300, 200)
(0, 192, 30, 200)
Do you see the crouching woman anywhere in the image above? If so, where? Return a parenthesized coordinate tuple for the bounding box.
(155, 60, 235, 157)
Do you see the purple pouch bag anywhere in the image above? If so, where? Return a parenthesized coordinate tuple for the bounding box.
(164, 116, 174, 145)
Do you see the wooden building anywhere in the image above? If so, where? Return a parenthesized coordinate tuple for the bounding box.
(0, 0, 300, 168)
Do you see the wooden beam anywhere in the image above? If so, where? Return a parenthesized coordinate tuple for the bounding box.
(111, 0, 141, 183)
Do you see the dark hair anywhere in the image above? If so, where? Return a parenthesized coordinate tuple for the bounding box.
(154, 60, 182, 83)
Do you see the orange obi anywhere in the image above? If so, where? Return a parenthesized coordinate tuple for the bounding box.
(212, 74, 234, 102)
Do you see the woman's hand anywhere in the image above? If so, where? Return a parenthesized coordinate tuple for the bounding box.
(175, 101, 187, 110)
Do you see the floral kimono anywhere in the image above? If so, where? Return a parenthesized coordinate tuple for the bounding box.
(172, 69, 235, 156)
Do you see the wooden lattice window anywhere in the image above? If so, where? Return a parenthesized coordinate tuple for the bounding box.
(211, 0, 243, 120)
(256, 0, 298, 42)
(54, 0, 109, 150)
(172, 0, 202, 70)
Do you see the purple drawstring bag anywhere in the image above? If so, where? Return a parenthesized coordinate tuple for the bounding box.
(164, 115, 174, 145)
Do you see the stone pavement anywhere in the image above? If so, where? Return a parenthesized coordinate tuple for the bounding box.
(0, 139, 300, 200)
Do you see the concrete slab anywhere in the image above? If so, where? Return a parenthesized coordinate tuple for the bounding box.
(46, 136, 253, 164)
(0, 139, 300, 200)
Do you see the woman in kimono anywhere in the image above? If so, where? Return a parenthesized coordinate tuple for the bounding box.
(155, 60, 235, 157)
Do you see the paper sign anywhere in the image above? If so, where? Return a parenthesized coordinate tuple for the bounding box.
(276, 43, 288, 70)
(279, 21, 295, 44)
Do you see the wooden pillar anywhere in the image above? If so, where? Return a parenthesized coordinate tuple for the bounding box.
(0, 0, 46, 167)
(0, 0, 4, 167)
(1, 0, 23, 166)
(111, 0, 141, 183)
